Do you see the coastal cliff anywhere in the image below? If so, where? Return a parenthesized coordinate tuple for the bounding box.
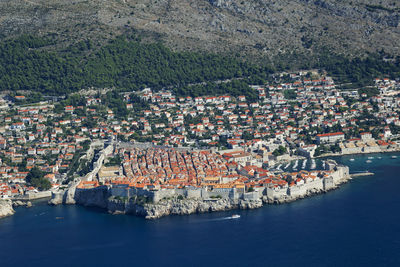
(48, 191, 63, 205)
(74, 186, 110, 209)
(78, 186, 344, 219)
(50, 186, 263, 219)
(48, 181, 347, 219)
(48, 163, 351, 219)
(263, 186, 339, 204)
(48, 181, 79, 206)
(108, 198, 263, 219)
(0, 199, 15, 218)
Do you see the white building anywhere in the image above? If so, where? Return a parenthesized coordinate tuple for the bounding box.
(316, 132, 345, 144)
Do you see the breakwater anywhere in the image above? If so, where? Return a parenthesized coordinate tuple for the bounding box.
(13, 191, 52, 201)
(316, 146, 400, 158)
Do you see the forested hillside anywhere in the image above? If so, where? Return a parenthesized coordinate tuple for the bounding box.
(0, 35, 266, 94)
(1, 0, 400, 96)
(84, 36, 264, 90)
(0, 35, 399, 96)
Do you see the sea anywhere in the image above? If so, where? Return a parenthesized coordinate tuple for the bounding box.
(1, 153, 400, 267)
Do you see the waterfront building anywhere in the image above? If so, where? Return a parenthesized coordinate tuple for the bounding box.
(316, 132, 345, 144)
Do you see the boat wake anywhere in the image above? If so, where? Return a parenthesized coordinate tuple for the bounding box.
(204, 215, 241, 222)
(70, 242, 125, 251)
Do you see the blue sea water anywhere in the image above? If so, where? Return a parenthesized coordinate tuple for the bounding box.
(1, 153, 400, 267)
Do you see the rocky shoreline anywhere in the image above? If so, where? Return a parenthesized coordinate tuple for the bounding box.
(107, 198, 264, 219)
(50, 186, 263, 219)
(0, 199, 35, 219)
(48, 176, 350, 219)
(49, 186, 265, 219)
(0, 199, 15, 218)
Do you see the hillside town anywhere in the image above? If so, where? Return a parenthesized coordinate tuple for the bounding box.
(1, 71, 400, 208)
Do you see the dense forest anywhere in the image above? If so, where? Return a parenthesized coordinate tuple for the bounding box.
(317, 52, 400, 88)
(0, 35, 266, 95)
(84, 36, 268, 90)
(0, 36, 84, 94)
(0, 35, 399, 96)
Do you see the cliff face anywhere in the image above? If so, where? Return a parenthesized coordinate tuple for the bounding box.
(74, 186, 110, 209)
(53, 186, 263, 219)
(48, 181, 79, 206)
(49, 185, 109, 207)
(0, 199, 15, 218)
(48, 191, 63, 206)
(51, 184, 346, 219)
(108, 198, 263, 219)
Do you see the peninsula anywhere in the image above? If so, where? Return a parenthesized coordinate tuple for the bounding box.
(49, 144, 350, 219)
(1, 68, 400, 219)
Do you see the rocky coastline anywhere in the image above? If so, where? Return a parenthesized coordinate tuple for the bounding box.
(12, 200, 32, 208)
(49, 186, 263, 219)
(48, 175, 350, 219)
(107, 198, 264, 219)
(0, 199, 15, 218)
(0, 199, 36, 219)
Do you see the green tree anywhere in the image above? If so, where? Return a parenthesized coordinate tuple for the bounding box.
(26, 167, 51, 191)
(273, 146, 287, 157)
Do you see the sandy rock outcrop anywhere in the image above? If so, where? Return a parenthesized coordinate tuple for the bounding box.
(0, 199, 15, 218)
(12, 200, 32, 208)
(48, 191, 64, 205)
(64, 186, 77, 205)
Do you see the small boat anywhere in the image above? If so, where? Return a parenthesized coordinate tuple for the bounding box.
(349, 158, 355, 161)
(392, 155, 398, 159)
(310, 159, 316, 170)
(366, 160, 372, 163)
(292, 160, 298, 170)
(378, 157, 382, 159)
(55, 217, 64, 220)
(231, 214, 240, 219)
(302, 159, 307, 169)
(368, 156, 374, 159)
